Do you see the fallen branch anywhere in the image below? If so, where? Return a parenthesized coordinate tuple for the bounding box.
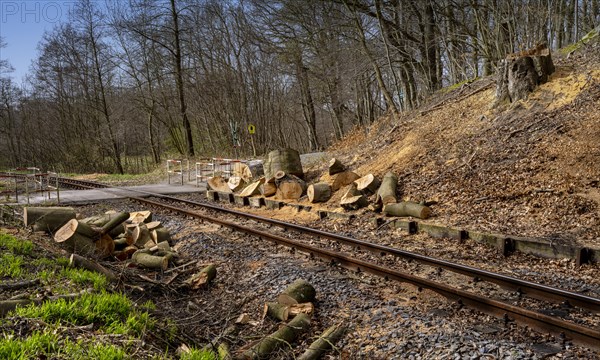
(241, 313, 311, 359)
(298, 323, 347, 360)
(69, 253, 117, 282)
(0, 279, 40, 291)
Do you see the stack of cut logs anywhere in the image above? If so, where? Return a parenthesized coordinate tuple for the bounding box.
(24, 208, 178, 269)
(207, 149, 432, 219)
(234, 279, 346, 360)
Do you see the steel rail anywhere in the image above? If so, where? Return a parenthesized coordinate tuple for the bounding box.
(133, 195, 600, 313)
(130, 196, 600, 349)
(44, 176, 600, 312)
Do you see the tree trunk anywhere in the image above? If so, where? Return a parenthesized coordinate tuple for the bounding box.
(376, 172, 398, 205)
(278, 279, 316, 305)
(328, 158, 345, 175)
(241, 313, 311, 360)
(298, 323, 347, 360)
(260, 182, 277, 197)
(24, 207, 76, 233)
(495, 44, 555, 105)
(275, 177, 307, 200)
(99, 212, 129, 236)
(208, 176, 233, 193)
(307, 183, 332, 203)
(263, 149, 304, 179)
(264, 302, 290, 321)
(228, 176, 246, 192)
(383, 202, 431, 219)
(54, 219, 97, 255)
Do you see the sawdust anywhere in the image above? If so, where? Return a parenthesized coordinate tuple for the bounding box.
(308, 46, 600, 248)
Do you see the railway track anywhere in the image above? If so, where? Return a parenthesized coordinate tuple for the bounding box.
(26, 177, 600, 349)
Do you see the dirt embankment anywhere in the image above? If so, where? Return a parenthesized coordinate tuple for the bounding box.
(311, 45, 600, 248)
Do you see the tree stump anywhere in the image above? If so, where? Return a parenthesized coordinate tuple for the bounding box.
(495, 43, 555, 105)
(263, 148, 304, 179)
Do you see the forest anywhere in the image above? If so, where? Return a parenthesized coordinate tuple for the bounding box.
(1, 0, 598, 173)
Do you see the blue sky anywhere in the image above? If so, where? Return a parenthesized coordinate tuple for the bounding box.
(0, 1, 75, 83)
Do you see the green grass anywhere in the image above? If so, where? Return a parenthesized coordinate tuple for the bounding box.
(0, 253, 24, 277)
(14, 292, 155, 336)
(0, 232, 33, 255)
(180, 348, 218, 360)
(0, 331, 127, 360)
(61, 267, 108, 290)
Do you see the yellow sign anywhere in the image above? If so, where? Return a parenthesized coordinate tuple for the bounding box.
(248, 124, 256, 134)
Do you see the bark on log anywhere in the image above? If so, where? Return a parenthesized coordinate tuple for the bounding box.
(495, 43, 555, 105)
(99, 212, 129, 235)
(340, 195, 368, 210)
(132, 251, 169, 270)
(241, 313, 311, 360)
(331, 171, 360, 192)
(145, 221, 162, 230)
(184, 264, 217, 289)
(298, 323, 347, 360)
(307, 183, 332, 203)
(151, 228, 171, 244)
(275, 176, 307, 200)
(278, 279, 316, 305)
(149, 241, 171, 252)
(376, 172, 398, 205)
(69, 253, 117, 282)
(54, 219, 97, 255)
(354, 174, 380, 194)
(328, 158, 345, 175)
(264, 148, 304, 179)
(240, 178, 265, 197)
(207, 176, 233, 193)
(24, 207, 76, 233)
(383, 202, 431, 219)
(264, 302, 290, 321)
(228, 176, 246, 192)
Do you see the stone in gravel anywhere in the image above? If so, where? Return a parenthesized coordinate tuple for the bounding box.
(530, 342, 562, 357)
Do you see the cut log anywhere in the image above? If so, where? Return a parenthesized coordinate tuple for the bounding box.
(278, 279, 316, 305)
(331, 171, 360, 192)
(260, 182, 277, 197)
(99, 212, 129, 236)
(340, 195, 368, 210)
(342, 184, 361, 199)
(275, 176, 307, 200)
(24, 207, 76, 233)
(241, 313, 311, 360)
(328, 158, 345, 175)
(228, 176, 246, 192)
(495, 43, 555, 105)
(376, 172, 398, 205)
(151, 228, 171, 244)
(132, 224, 151, 248)
(149, 241, 171, 252)
(274, 170, 287, 181)
(383, 202, 431, 219)
(114, 246, 137, 261)
(288, 302, 314, 317)
(128, 211, 152, 224)
(298, 323, 347, 360)
(354, 174, 380, 194)
(145, 221, 162, 230)
(233, 162, 254, 182)
(184, 264, 217, 289)
(54, 219, 97, 255)
(263, 302, 290, 321)
(132, 251, 169, 270)
(69, 253, 117, 282)
(263, 148, 304, 179)
(307, 183, 332, 203)
(239, 178, 265, 197)
(95, 234, 115, 257)
(207, 176, 233, 193)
